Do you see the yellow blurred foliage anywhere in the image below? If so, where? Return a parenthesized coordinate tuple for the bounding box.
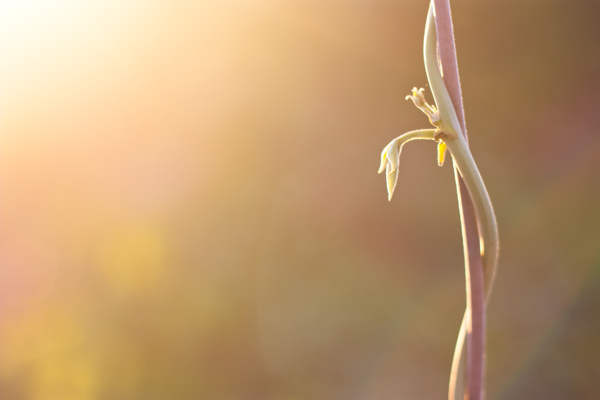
(96, 225, 168, 296)
(0, 306, 95, 399)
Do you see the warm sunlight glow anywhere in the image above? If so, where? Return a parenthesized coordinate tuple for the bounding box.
(2, 0, 598, 398)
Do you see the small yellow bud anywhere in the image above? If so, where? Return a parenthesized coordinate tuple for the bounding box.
(437, 140, 448, 166)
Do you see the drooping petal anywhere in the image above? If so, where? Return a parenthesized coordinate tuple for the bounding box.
(378, 145, 389, 174)
(385, 141, 400, 173)
(386, 159, 399, 201)
(378, 129, 437, 201)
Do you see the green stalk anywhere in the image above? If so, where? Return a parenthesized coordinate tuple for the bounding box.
(424, 4, 498, 294)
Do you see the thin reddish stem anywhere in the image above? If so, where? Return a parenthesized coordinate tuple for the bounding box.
(456, 174, 486, 400)
(432, 1, 486, 399)
(432, 0, 467, 139)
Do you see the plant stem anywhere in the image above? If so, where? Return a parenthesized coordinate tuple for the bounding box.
(432, 0, 467, 137)
(455, 174, 486, 400)
(431, 1, 486, 399)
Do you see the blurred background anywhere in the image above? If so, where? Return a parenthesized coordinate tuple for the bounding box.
(1, 0, 600, 399)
